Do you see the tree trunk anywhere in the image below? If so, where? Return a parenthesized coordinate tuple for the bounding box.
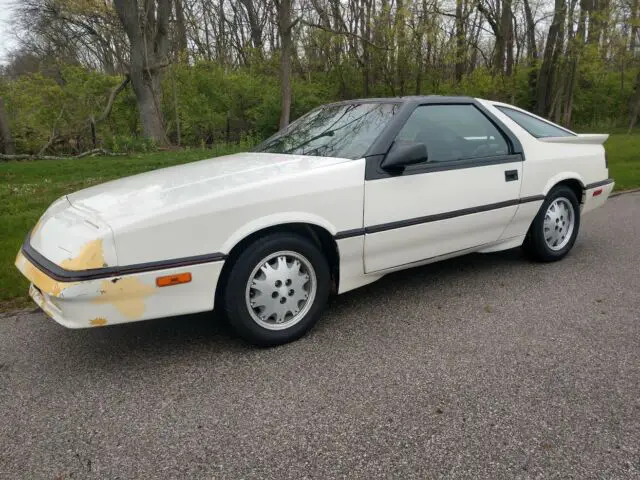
(523, 0, 538, 62)
(239, 0, 264, 52)
(113, 0, 170, 146)
(629, 71, 640, 131)
(0, 98, 15, 155)
(628, 0, 640, 131)
(503, 0, 514, 76)
(276, 0, 293, 128)
(561, 0, 587, 126)
(454, 0, 465, 83)
(174, 0, 188, 59)
(362, 0, 371, 96)
(536, 0, 566, 115)
(395, 0, 407, 95)
(523, 0, 538, 108)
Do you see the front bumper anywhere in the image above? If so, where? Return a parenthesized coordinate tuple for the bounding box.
(15, 249, 225, 329)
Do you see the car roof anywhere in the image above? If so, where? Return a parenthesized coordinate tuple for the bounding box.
(324, 95, 478, 106)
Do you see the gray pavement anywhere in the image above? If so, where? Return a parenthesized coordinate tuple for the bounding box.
(1, 192, 639, 479)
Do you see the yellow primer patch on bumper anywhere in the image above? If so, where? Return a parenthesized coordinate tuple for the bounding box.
(15, 251, 76, 297)
(89, 317, 108, 326)
(60, 239, 107, 270)
(92, 277, 155, 320)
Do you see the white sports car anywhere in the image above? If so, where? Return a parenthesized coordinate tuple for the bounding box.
(16, 97, 614, 345)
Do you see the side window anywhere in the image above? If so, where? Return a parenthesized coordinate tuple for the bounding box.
(395, 104, 510, 163)
(496, 106, 575, 138)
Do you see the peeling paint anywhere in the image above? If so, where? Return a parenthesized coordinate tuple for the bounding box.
(35, 293, 57, 319)
(89, 317, 108, 326)
(15, 252, 75, 297)
(60, 239, 107, 271)
(91, 276, 155, 319)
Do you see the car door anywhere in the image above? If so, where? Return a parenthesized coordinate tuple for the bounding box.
(363, 102, 524, 273)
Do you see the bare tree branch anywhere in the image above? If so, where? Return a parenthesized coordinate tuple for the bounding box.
(303, 21, 389, 50)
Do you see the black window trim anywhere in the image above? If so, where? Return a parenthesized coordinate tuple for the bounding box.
(364, 98, 524, 181)
(495, 105, 577, 138)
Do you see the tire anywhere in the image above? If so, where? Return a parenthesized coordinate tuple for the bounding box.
(222, 232, 330, 346)
(523, 184, 581, 262)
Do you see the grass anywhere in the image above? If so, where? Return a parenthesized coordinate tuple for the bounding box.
(601, 133, 640, 191)
(1, 134, 639, 309)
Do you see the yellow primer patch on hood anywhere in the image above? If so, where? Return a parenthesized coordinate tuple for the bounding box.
(15, 251, 76, 297)
(92, 277, 155, 320)
(61, 239, 107, 271)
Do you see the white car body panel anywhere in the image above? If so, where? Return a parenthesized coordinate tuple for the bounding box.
(66, 152, 364, 265)
(363, 160, 523, 272)
(16, 97, 614, 330)
(478, 100, 610, 197)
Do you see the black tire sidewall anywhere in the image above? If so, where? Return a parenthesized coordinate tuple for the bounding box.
(528, 185, 581, 261)
(223, 233, 330, 346)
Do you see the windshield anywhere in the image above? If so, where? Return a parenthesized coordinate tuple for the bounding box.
(254, 102, 400, 159)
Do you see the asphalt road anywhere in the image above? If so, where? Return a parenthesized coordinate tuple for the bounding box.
(1, 192, 639, 480)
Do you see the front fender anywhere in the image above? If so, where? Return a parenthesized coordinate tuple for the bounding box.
(220, 212, 339, 254)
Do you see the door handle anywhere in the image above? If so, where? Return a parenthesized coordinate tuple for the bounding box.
(504, 170, 518, 182)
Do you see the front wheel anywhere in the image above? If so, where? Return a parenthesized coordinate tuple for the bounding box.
(222, 233, 330, 346)
(523, 185, 581, 262)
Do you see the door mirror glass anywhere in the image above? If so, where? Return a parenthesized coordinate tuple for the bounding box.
(381, 141, 428, 170)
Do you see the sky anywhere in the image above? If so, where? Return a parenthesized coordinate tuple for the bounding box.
(0, 0, 17, 64)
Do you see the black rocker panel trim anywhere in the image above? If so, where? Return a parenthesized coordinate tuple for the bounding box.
(21, 233, 227, 282)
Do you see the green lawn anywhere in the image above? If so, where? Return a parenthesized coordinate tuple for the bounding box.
(1, 135, 639, 309)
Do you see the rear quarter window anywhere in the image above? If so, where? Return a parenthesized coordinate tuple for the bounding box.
(496, 106, 576, 138)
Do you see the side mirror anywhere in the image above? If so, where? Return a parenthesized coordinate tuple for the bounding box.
(381, 141, 428, 170)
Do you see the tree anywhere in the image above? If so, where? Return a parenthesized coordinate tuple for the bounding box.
(0, 98, 15, 155)
(536, 0, 566, 115)
(275, 0, 294, 128)
(174, 0, 189, 59)
(113, 0, 171, 145)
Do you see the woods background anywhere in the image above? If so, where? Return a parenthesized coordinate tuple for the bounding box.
(0, 0, 640, 156)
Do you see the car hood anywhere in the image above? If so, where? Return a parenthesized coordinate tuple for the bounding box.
(66, 152, 350, 225)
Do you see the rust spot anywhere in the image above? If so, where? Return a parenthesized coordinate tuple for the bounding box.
(60, 239, 106, 271)
(91, 276, 155, 320)
(15, 252, 76, 297)
(89, 317, 108, 326)
(111, 277, 121, 284)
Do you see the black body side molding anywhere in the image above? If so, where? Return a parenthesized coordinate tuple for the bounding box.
(585, 178, 614, 189)
(334, 195, 545, 239)
(21, 232, 227, 282)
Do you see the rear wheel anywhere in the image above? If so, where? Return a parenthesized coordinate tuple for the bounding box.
(523, 185, 581, 262)
(222, 233, 330, 346)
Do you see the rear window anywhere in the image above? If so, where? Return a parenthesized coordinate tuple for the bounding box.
(496, 106, 575, 138)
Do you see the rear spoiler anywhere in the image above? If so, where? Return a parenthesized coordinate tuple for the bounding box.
(537, 134, 609, 145)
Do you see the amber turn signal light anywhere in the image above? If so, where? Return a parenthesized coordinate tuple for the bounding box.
(156, 272, 192, 287)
